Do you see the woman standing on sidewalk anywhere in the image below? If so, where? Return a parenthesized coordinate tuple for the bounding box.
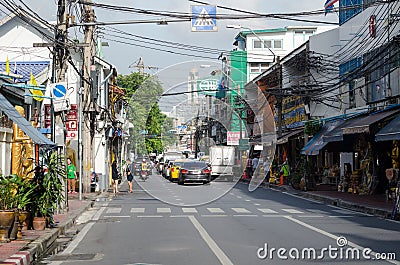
(111, 160, 119, 195)
(125, 158, 133, 193)
(67, 158, 77, 193)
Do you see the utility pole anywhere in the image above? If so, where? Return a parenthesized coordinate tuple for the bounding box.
(54, 0, 69, 209)
(81, 0, 96, 196)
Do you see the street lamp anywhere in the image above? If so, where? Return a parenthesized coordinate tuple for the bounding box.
(226, 25, 276, 63)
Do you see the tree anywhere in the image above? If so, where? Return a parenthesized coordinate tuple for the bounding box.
(117, 73, 173, 155)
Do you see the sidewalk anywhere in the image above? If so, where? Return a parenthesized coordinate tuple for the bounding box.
(0, 192, 103, 265)
(241, 179, 396, 219)
(275, 186, 395, 218)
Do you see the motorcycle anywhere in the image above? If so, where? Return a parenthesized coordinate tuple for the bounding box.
(140, 170, 149, 181)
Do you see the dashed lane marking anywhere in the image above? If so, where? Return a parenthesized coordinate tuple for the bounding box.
(282, 209, 303, 214)
(157, 208, 172, 213)
(182, 208, 198, 213)
(232, 208, 251, 213)
(207, 208, 225, 213)
(258, 208, 278, 214)
(130, 208, 145, 213)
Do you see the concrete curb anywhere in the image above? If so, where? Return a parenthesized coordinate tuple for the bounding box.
(2, 251, 30, 265)
(19, 194, 102, 264)
(299, 192, 392, 218)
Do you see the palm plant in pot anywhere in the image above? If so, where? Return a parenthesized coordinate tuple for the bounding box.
(11, 175, 37, 239)
(0, 174, 17, 242)
(31, 151, 66, 230)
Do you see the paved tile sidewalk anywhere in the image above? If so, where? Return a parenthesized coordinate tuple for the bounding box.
(0, 192, 100, 264)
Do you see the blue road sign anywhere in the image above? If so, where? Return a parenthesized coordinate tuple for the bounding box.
(52, 83, 67, 98)
(191, 5, 217, 32)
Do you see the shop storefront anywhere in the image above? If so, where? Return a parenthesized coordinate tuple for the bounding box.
(302, 107, 400, 194)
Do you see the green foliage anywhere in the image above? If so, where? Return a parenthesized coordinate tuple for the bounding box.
(304, 120, 322, 136)
(0, 175, 17, 210)
(0, 174, 37, 210)
(118, 72, 174, 155)
(117, 72, 146, 98)
(32, 151, 66, 217)
(291, 155, 307, 185)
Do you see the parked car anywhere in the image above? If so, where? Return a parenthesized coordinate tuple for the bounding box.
(178, 161, 211, 185)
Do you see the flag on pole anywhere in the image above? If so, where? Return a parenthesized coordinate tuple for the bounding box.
(29, 72, 44, 101)
(324, 0, 339, 15)
(5, 57, 10, 75)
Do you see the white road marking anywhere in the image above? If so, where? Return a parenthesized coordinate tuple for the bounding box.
(207, 208, 225, 213)
(236, 196, 242, 199)
(254, 203, 261, 206)
(298, 215, 324, 218)
(188, 216, 234, 265)
(63, 222, 95, 254)
(157, 208, 171, 213)
(92, 206, 106, 221)
(103, 215, 130, 218)
(245, 199, 251, 202)
(137, 215, 163, 218)
(130, 208, 145, 213)
(263, 215, 290, 218)
(201, 215, 228, 217)
(106, 208, 121, 214)
(258, 208, 278, 214)
(233, 214, 258, 217)
(170, 215, 190, 218)
(182, 208, 198, 213)
(282, 209, 303, 214)
(284, 216, 400, 265)
(232, 208, 251, 213)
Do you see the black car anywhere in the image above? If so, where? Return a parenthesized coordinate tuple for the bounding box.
(178, 161, 211, 185)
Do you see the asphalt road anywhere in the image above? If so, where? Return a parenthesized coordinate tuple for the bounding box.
(43, 172, 400, 265)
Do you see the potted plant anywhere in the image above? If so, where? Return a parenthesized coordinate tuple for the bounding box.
(0, 175, 17, 242)
(11, 175, 37, 238)
(31, 151, 66, 230)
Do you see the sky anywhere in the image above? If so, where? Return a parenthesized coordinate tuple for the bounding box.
(7, 0, 338, 76)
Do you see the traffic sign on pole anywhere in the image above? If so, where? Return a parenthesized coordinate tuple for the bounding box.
(191, 5, 217, 32)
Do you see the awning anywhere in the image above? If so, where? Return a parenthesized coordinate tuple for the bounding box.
(342, 108, 400, 135)
(324, 108, 400, 143)
(301, 119, 344, 155)
(277, 128, 303, 145)
(375, 114, 400, 142)
(0, 93, 55, 145)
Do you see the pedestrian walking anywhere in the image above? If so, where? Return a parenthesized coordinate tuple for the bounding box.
(280, 159, 290, 186)
(252, 156, 259, 172)
(67, 158, 77, 194)
(125, 158, 133, 193)
(112, 160, 119, 195)
(245, 156, 253, 178)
